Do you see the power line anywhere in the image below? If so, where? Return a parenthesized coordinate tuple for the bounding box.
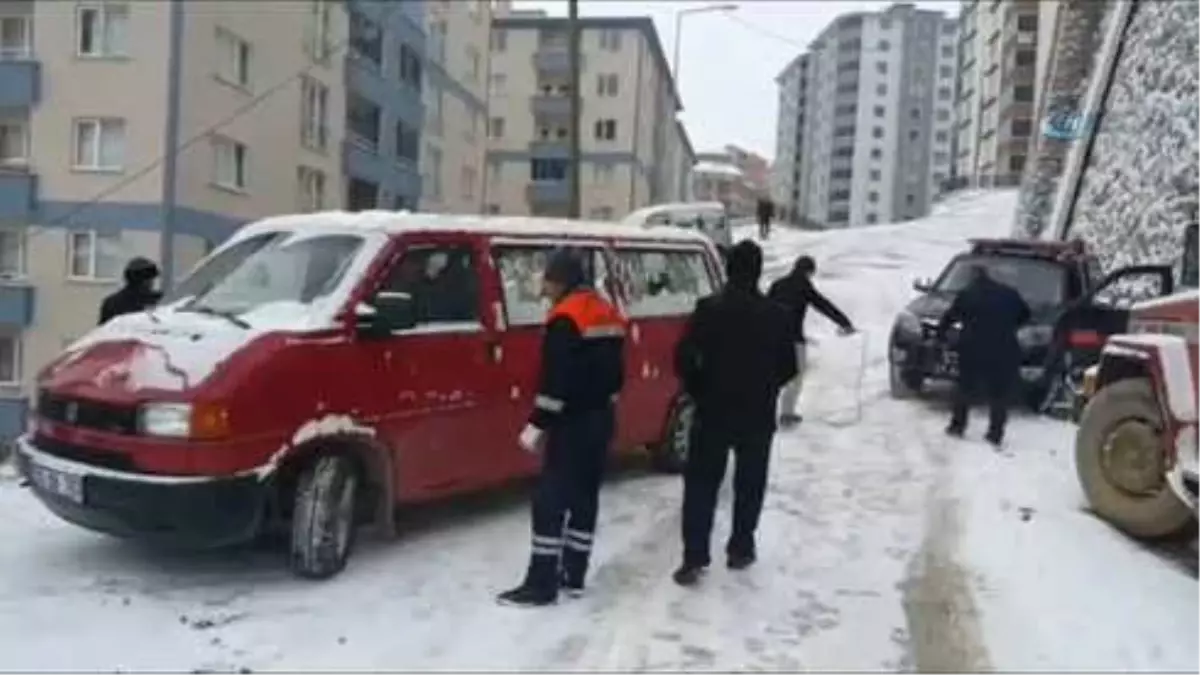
(23, 1, 407, 243)
(720, 13, 809, 51)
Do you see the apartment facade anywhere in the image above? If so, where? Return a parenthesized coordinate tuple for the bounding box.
(953, 0, 1042, 188)
(484, 10, 686, 220)
(778, 3, 955, 229)
(0, 0, 349, 438)
(771, 53, 809, 224)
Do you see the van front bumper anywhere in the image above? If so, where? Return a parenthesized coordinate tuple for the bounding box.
(16, 435, 268, 548)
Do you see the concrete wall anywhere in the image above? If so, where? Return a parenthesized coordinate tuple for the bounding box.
(1060, 0, 1198, 273)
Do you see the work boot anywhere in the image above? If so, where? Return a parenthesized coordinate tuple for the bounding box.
(560, 571, 585, 599)
(984, 429, 1004, 447)
(945, 423, 964, 439)
(727, 552, 757, 570)
(672, 563, 707, 587)
(496, 584, 556, 608)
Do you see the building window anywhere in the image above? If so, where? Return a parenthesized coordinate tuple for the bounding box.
(215, 27, 251, 89)
(939, 65, 952, 79)
(1017, 15, 1038, 31)
(72, 118, 126, 171)
(425, 145, 442, 198)
(1015, 49, 1035, 67)
(67, 230, 121, 280)
(875, 62, 887, 75)
(77, 3, 129, 58)
(868, 191, 879, 203)
(0, 228, 24, 277)
(306, 0, 333, 61)
(1009, 154, 1026, 174)
(879, 17, 892, 30)
(594, 119, 616, 141)
(910, 108, 920, 120)
(399, 43, 423, 92)
(467, 45, 481, 83)
(933, 151, 949, 163)
(300, 76, 329, 151)
(597, 73, 619, 97)
(876, 83, 887, 96)
(938, 86, 952, 100)
(908, 129, 920, 141)
(347, 93, 381, 149)
(589, 206, 614, 220)
(427, 84, 444, 135)
(462, 165, 477, 200)
(430, 20, 448, 64)
(877, 39, 889, 51)
(936, 109, 951, 122)
(488, 116, 505, 139)
(396, 120, 419, 162)
(297, 166, 325, 212)
(490, 73, 507, 97)
(486, 204, 501, 214)
(905, 193, 915, 206)
(870, 148, 882, 160)
(872, 127, 884, 139)
(935, 131, 948, 143)
(349, 9, 382, 68)
(1011, 118, 1033, 136)
(1014, 85, 1034, 102)
(941, 45, 953, 58)
(0, 15, 32, 59)
(865, 213, 877, 224)
(347, 177, 379, 211)
(531, 158, 568, 182)
(873, 105, 885, 118)
(0, 120, 27, 166)
(599, 29, 621, 51)
(212, 137, 248, 191)
(491, 28, 507, 52)
(869, 169, 881, 180)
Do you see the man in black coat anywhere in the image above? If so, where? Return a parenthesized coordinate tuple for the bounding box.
(767, 255, 856, 428)
(938, 265, 1032, 445)
(672, 240, 798, 586)
(99, 257, 163, 325)
(756, 199, 775, 240)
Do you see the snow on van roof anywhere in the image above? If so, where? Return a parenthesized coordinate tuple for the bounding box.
(622, 201, 725, 224)
(235, 210, 712, 245)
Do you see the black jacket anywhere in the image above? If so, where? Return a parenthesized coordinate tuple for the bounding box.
(528, 288, 626, 431)
(99, 285, 162, 325)
(938, 276, 1031, 372)
(674, 285, 798, 434)
(767, 272, 853, 343)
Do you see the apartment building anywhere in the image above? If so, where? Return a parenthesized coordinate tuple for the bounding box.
(0, 0, 348, 438)
(953, 0, 1042, 188)
(775, 3, 956, 229)
(419, 0, 491, 215)
(772, 53, 809, 224)
(484, 9, 687, 220)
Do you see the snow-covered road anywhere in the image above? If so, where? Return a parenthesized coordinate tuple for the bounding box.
(1, 190, 1194, 672)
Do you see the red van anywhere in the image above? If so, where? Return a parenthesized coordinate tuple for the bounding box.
(17, 213, 723, 578)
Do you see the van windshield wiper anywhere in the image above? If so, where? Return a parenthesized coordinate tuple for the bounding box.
(185, 304, 251, 329)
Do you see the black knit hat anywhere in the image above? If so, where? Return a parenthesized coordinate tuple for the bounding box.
(544, 248, 587, 289)
(124, 257, 160, 285)
(726, 240, 763, 286)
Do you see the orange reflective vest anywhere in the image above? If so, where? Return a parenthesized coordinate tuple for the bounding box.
(547, 289, 627, 339)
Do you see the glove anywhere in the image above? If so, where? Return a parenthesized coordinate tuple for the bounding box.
(518, 424, 544, 455)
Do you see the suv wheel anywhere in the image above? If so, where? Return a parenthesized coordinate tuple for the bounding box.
(290, 454, 360, 580)
(888, 359, 923, 399)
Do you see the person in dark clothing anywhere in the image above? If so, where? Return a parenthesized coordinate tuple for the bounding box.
(938, 265, 1032, 446)
(99, 257, 162, 325)
(756, 199, 775, 240)
(767, 255, 856, 428)
(498, 248, 627, 608)
(672, 240, 798, 586)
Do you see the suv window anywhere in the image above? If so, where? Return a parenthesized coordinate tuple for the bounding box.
(935, 254, 1067, 309)
(376, 244, 480, 327)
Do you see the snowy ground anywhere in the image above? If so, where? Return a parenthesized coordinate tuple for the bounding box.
(0, 189, 1194, 672)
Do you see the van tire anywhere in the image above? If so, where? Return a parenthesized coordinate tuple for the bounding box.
(652, 395, 695, 474)
(1075, 379, 1195, 540)
(289, 454, 360, 580)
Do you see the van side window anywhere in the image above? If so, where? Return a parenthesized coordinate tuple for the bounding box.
(493, 245, 607, 327)
(611, 248, 714, 318)
(377, 245, 480, 326)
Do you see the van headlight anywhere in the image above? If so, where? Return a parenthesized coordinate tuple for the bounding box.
(1018, 325, 1053, 348)
(140, 403, 193, 438)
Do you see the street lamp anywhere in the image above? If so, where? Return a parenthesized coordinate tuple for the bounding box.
(672, 4, 738, 83)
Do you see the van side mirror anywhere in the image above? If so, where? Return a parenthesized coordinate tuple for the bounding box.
(913, 278, 932, 293)
(354, 292, 418, 338)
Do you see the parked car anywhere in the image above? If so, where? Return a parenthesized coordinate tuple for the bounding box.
(1073, 223, 1198, 539)
(17, 212, 724, 579)
(887, 237, 1174, 408)
(622, 201, 734, 255)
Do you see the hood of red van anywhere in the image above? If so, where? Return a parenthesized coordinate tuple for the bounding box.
(39, 311, 269, 399)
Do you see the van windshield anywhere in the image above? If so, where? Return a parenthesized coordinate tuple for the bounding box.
(171, 233, 365, 318)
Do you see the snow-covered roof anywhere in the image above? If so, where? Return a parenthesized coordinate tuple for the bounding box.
(692, 161, 744, 178)
(234, 210, 713, 246)
(622, 201, 726, 225)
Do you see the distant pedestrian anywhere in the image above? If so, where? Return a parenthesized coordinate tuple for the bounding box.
(99, 257, 163, 325)
(938, 265, 1031, 446)
(671, 240, 797, 586)
(756, 199, 775, 240)
(498, 248, 627, 607)
(767, 255, 856, 428)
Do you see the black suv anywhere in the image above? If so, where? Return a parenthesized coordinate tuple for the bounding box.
(887, 238, 1174, 408)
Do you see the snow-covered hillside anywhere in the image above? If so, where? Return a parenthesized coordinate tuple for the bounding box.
(0, 190, 1193, 672)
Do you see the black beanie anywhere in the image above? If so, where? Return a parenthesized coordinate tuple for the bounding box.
(726, 240, 763, 287)
(544, 248, 587, 289)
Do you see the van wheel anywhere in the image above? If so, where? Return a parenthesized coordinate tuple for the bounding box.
(652, 396, 695, 474)
(290, 454, 360, 580)
(1075, 379, 1195, 540)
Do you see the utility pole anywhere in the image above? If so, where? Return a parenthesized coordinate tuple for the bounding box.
(567, 0, 582, 219)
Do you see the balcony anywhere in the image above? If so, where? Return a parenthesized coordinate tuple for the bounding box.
(529, 139, 570, 160)
(0, 60, 40, 108)
(530, 94, 571, 117)
(0, 283, 34, 326)
(533, 49, 585, 75)
(0, 171, 35, 222)
(526, 181, 569, 204)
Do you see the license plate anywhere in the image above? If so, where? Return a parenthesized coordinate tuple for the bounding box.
(28, 462, 84, 504)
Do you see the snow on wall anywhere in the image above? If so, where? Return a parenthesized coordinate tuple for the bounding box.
(1065, 0, 1199, 273)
